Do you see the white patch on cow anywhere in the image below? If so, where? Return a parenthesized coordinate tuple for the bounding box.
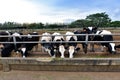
(33, 32, 37, 33)
(69, 46, 75, 58)
(5, 31, 11, 36)
(52, 32, 64, 41)
(100, 30, 112, 35)
(88, 27, 93, 31)
(23, 55, 26, 58)
(41, 32, 52, 42)
(21, 48, 26, 58)
(27, 34, 32, 38)
(110, 43, 115, 52)
(59, 45, 65, 58)
(96, 30, 112, 37)
(66, 31, 77, 41)
(96, 30, 111, 35)
(21, 48, 26, 53)
(12, 32, 21, 38)
(16, 51, 19, 53)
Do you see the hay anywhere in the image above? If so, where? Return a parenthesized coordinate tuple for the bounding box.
(10, 50, 22, 57)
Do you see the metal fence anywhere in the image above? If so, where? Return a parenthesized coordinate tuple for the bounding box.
(0, 34, 120, 44)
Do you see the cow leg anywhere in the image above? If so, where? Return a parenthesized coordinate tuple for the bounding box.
(59, 45, 65, 58)
(100, 45, 105, 52)
(90, 43, 95, 52)
(69, 46, 75, 58)
(82, 43, 87, 54)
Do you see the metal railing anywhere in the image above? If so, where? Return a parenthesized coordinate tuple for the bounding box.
(0, 34, 120, 44)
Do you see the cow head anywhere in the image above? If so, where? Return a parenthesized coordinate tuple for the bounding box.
(107, 43, 116, 54)
(41, 32, 55, 57)
(15, 47, 27, 58)
(83, 27, 98, 34)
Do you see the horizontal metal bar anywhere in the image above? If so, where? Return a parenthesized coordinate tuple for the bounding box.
(0, 41, 120, 44)
(0, 34, 120, 44)
(0, 34, 120, 37)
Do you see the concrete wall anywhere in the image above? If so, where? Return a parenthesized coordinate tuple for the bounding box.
(0, 58, 120, 72)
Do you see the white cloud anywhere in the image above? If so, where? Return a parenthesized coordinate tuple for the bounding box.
(0, 0, 38, 23)
(0, 0, 117, 24)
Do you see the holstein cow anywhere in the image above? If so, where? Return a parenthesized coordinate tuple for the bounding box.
(0, 31, 12, 49)
(84, 27, 116, 54)
(83, 27, 98, 52)
(92, 30, 116, 54)
(1, 32, 23, 57)
(52, 32, 65, 58)
(65, 31, 80, 58)
(16, 32, 39, 58)
(41, 32, 55, 57)
(74, 29, 90, 54)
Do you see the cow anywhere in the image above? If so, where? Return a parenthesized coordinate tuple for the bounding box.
(16, 32, 40, 58)
(74, 29, 90, 54)
(83, 27, 98, 52)
(65, 31, 80, 58)
(83, 27, 116, 54)
(0, 31, 12, 49)
(40, 32, 55, 58)
(92, 30, 116, 54)
(52, 32, 65, 58)
(1, 32, 23, 57)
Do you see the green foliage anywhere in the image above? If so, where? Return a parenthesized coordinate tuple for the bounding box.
(27, 23, 44, 29)
(86, 12, 111, 27)
(70, 19, 92, 28)
(110, 21, 120, 27)
(69, 12, 112, 28)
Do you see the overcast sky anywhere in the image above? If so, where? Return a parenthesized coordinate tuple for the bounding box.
(0, 0, 120, 23)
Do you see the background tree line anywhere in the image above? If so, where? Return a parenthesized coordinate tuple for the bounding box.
(0, 12, 120, 30)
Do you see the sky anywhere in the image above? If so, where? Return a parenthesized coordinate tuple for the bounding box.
(0, 0, 120, 24)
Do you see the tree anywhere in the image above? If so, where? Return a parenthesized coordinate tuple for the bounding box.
(86, 12, 111, 27)
(110, 21, 120, 27)
(70, 19, 91, 28)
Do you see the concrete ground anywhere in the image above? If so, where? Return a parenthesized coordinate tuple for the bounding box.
(0, 71, 120, 80)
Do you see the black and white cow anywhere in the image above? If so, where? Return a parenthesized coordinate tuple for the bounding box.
(83, 27, 98, 52)
(74, 29, 89, 54)
(1, 32, 23, 57)
(65, 31, 80, 58)
(52, 32, 65, 58)
(16, 32, 39, 58)
(83, 27, 116, 54)
(0, 31, 12, 49)
(92, 30, 116, 54)
(41, 32, 55, 57)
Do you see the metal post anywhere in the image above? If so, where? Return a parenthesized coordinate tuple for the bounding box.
(13, 36, 17, 50)
(85, 34, 88, 44)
